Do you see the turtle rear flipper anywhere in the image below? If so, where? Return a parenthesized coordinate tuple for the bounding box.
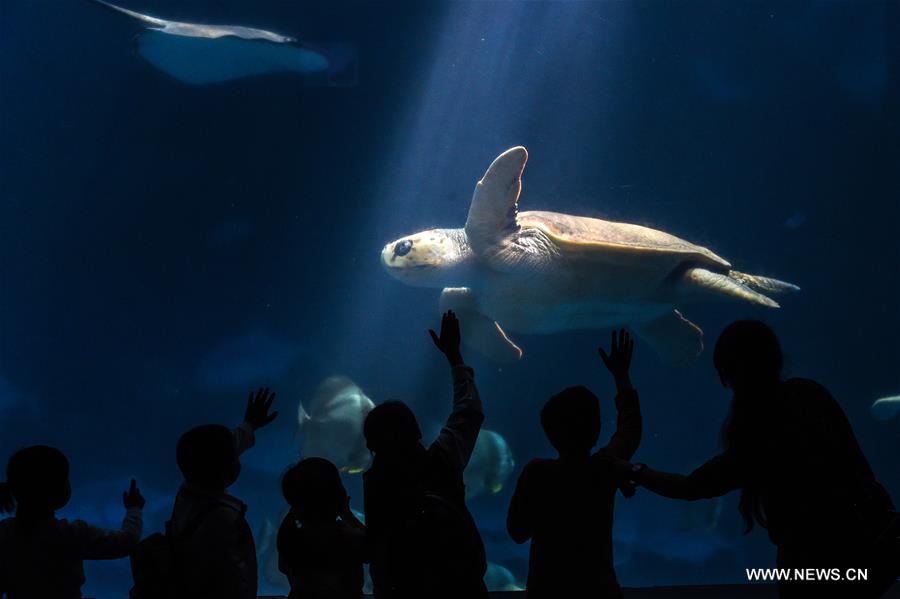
(440, 287, 523, 362)
(728, 270, 800, 295)
(683, 267, 781, 307)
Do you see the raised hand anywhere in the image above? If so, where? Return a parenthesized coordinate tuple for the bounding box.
(245, 387, 279, 431)
(122, 478, 145, 509)
(429, 310, 463, 366)
(599, 329, 634, 383)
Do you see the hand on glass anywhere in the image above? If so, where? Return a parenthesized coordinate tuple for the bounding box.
(245, 387, 279, 431)
(429, 310, 464, 366)
(599, 328, 634, 383)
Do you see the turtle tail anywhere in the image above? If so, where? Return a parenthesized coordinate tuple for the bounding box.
(728, 270, 800, 295)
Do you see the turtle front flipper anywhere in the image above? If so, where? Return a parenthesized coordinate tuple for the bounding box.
(635, 310, 704, 366)
(440, 287, 523, 362)
(465, 147, 528, 254)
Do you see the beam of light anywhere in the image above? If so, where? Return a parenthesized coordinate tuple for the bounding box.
(330, 1, 630, 381)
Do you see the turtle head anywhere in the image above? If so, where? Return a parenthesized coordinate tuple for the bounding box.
(381, 228, 471, 288)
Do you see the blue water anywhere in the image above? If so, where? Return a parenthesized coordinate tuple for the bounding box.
(1, 0, 898, 596)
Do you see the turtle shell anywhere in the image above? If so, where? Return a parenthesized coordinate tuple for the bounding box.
(517, 210, 731, 270)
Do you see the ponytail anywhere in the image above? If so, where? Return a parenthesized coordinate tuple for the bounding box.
(0, 481, 15, 514)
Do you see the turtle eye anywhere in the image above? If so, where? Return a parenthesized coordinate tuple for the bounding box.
(394, 240, 413, 257)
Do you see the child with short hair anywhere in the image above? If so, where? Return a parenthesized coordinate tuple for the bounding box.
(507, 330, 641, 599)
(0, 445, 145, 598)
(168, 387, 278, 599)
(277, 457, 367, 599)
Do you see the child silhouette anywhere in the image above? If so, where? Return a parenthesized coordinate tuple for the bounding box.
(0, 445, 144, 598)
(507, 329, 641, 598)
(277, 457, 367, 599)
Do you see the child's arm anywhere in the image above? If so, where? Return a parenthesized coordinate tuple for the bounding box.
(276, 515, 298, 578)
(631, 453, 740, 500)
(506, 463, 537, 544)
(338, 498, 370, 564)
(339, 497, 366, 533)
(233, 387, 279, 455)
(429, 311, 485, 473)
(75, 479, 144, 560)
(596, 330, 642, 460)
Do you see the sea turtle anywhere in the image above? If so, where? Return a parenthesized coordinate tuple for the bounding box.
(381, 146, 798, 364)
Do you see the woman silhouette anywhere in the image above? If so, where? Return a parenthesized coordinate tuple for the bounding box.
(627, 320, 898, 598)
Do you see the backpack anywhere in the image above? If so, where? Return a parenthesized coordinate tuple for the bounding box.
(388, 491, 486, 596)
(129, 501, 230, 599)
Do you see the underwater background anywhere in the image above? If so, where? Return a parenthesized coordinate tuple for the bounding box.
(1, 0, 898, 596)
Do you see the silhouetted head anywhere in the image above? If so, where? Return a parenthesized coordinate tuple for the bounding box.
(0, 445, 71, 517)
(363, 400, 423, 456)
(715, 321, 786, 534)
(282, 457, 347, 524)
(541, 386, 601, 456)
(713, 320, 783, 391)
(176, 424, 240, 491)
